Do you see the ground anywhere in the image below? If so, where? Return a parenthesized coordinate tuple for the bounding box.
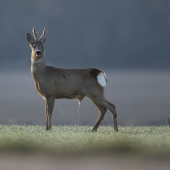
(0, 153, 170, 170)
(0, 125, 170, 170)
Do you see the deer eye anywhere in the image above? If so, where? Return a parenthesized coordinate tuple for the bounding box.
(32, 45, 36, 48)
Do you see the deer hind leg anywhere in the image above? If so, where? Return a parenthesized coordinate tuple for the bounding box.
(91, 100, 107, 132)
(88, 95, 118, 132)
(45, 97, 55, 130)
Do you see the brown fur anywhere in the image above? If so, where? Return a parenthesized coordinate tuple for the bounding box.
(27, 27, 118, 132)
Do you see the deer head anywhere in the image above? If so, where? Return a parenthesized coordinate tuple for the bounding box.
(27, 27, 46, 60)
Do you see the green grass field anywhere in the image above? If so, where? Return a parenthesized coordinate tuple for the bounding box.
(0, 125, 170, 157)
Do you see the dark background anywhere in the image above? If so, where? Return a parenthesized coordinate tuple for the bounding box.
(0, 0, 170, 126)
(0, 0, 170, 70)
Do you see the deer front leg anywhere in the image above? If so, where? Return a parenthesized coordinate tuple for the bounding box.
(45, 97, 55, 130)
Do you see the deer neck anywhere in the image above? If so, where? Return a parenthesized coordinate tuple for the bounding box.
(31, 56, 46, 79)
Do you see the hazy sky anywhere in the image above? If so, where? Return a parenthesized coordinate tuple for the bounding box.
(0, 0, 170, 71)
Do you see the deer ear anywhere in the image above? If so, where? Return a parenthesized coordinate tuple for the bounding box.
(27, 33, 34, 45)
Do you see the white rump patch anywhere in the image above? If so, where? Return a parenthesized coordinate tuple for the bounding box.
(97, 72, 107, 87)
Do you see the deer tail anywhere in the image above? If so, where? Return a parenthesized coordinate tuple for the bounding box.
(90, 68, 107, 87)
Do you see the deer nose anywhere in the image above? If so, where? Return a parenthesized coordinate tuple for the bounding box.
(36, 51, 41, 56)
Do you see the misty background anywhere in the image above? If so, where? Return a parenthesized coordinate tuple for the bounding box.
(0, 0, 170, 126)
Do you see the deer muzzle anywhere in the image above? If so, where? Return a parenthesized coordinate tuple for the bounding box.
(36, 51, 41, 57)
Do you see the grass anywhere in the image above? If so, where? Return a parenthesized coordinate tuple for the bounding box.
(0, 125, 170, 157)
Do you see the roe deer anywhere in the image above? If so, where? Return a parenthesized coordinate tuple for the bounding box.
(27, 27, 118, 132)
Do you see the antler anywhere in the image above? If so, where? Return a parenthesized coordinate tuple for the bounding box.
(40, 27, 46, 41)
(32, 27, 39, 40)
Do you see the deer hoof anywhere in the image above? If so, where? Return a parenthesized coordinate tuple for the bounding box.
(91, 128, 97, 132)
(114, 128, 118, 132)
